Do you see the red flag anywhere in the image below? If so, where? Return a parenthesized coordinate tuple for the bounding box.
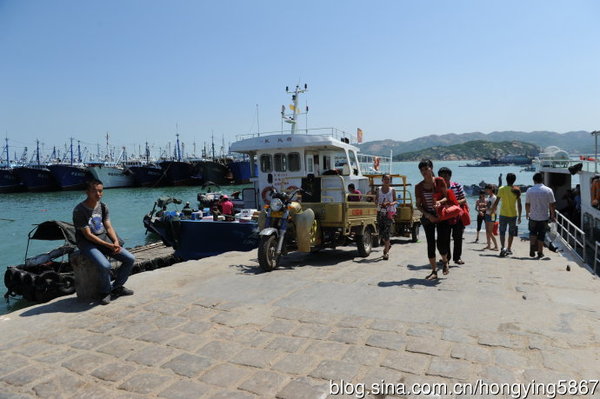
(357, 128, 363, 143)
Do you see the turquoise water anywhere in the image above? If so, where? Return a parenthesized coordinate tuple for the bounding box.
(0, 161, 542, 314)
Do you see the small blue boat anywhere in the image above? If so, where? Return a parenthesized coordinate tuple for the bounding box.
(143, 196, 259, 260)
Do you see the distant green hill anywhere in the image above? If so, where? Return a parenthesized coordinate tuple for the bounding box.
(392, 140, 539, 161)
(358, 130, 589, 156)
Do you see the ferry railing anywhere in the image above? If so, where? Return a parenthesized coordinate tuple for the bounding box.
(539, 157, 598, 172)
(553, 209, 586, 263)
(594, 242, 600, 275)
(235, 127, 357, 143)
(358, 154, 393, 175)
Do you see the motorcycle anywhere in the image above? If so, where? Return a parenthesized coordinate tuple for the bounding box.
(257, 188, 315, 272)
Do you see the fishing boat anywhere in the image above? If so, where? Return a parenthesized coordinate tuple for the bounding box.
(47, 139, 91, 190)
(0, 138, 24, 193)
(159, 134, 195, 186)
(127, 142, 166, 187)
(13, 140, 59, 192)
(87, 160, 135, 188)
(143, 195, 259, 260)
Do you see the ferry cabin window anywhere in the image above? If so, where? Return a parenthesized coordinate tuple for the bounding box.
(323, 155, 331, 170)
(274, 153, 287, 172)
(260, 154, 272, 173)
(288, 152, 301, 172)
(334, 152, 349, 175)
(348, 151, 360, 175)
(306, 156, 314, 174)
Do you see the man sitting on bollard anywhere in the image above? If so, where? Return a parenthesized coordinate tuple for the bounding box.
(73, 179, 135, 305)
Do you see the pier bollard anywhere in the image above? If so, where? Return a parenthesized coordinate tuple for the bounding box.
(70, 251, 117, 302)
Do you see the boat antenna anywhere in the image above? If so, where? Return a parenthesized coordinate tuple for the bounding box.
(256, 104, 260, 135)
(283, 83, 308, 135)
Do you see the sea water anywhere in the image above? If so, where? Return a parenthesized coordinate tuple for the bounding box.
(0, 161, 555, 314)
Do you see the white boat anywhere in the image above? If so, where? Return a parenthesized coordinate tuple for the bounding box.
(87, 162, 134, 188)
(229, 84, 391, 208)
(536, 139, 600, 274)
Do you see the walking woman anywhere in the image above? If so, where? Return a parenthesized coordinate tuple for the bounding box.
(484, 184, 498, 250)
(377, 174, 397, 260)
(415, 159, 450, 280)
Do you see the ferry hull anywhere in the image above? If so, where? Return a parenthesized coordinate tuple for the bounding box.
(13, 167, 59, 192)
(48, 164, 92, 190)
(87, 166, 135, 188)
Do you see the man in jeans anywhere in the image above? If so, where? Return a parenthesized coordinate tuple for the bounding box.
(491, 173, 522, 257)
(438, 167, 466, 265)
(73, 179, 135, 305)
(525, 172, 556, 258)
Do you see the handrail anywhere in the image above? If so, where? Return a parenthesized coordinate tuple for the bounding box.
(235, 127, 354, 143)
(594, 242, 600, 275)
(553, 209, 586, 263)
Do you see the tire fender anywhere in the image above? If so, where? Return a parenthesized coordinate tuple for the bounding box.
(259, 227, 279, 237)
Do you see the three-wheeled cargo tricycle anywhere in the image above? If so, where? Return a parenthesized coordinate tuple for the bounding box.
(367, 174, 422, 243)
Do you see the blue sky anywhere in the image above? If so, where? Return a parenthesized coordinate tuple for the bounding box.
(1, 0, 600, 157)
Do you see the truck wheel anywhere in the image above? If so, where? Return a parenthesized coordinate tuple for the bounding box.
(411, 224, 420, 242)
(258, 235, 279, 272)
(357, 226, 373, 257)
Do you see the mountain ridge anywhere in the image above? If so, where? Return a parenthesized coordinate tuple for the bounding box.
(358, 130, 590, 156)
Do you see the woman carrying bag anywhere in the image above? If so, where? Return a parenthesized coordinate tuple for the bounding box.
(415, 159, 452, 280)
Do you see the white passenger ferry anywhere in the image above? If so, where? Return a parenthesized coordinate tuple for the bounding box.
(536, 133, 600, 274)
(230, 84, 391, 208)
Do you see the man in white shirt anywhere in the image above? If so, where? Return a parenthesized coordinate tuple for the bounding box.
(525, 172, 556, 258)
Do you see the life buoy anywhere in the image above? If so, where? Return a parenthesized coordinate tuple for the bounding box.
(373, 157, 380, 171)
(261, 186, 275, 204)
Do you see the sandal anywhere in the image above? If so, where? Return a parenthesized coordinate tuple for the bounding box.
(442, 263, 449, 275)
(425, 271, 438, 280)
(383, 253, 389, 260)
(455, 259, 465, 265)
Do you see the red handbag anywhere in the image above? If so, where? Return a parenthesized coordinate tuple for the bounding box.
(460, 203, 471, 226)
(433, 186, 463, 221)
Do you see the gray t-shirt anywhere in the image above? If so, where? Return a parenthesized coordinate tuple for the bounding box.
(73, 201, 110, 245)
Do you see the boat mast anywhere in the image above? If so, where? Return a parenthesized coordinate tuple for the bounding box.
(176, 133, 182, 161)
(4, 137, 9, 167)
(70, 137, 74, 165)
(282, 84, 308, 135)
(36, 139, 41, 165)
(77, 140, 82, 163)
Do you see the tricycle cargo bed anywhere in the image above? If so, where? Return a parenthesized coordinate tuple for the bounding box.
(301, 202, 378, 230)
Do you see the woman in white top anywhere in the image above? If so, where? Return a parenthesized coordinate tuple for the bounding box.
(377, 174, 397, 260)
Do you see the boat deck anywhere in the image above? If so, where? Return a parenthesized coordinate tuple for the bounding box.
(1, 232, 599, 398)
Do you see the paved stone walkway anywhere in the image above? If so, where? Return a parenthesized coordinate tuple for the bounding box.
(1, 232, 599, 398)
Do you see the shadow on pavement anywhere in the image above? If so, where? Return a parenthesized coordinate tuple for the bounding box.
(378, 278, 441, 288)
(406, 264, 430, 270)
(20, 297, 96, 317)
